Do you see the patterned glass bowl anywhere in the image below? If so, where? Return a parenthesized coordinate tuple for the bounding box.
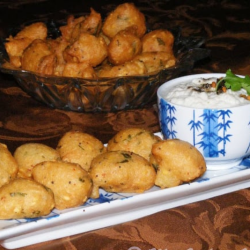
(0, 25, 209, 112)
(157, 73, 250, 170)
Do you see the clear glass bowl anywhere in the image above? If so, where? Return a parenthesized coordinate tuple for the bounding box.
(0, 25, 210, 112)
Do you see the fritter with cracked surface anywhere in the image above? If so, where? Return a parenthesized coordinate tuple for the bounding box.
(150, 139, 206, 188)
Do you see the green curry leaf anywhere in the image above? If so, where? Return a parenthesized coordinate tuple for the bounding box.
(216, 69, 250, 95)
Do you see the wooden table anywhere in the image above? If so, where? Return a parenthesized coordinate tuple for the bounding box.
(0, 0, 250, 249)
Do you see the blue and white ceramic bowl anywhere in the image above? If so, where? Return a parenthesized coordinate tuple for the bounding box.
(157, 73, 250, 170)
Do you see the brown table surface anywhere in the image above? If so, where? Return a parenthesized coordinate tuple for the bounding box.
(0, 0, 250, 249)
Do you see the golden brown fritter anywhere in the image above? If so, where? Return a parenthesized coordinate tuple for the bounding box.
(48, 38, 69, 64)
(89, 150, 156, 198)
(97, 59, 146, 77)
(71, 8, 102, 40)
(99, 32, 111, 46)
(62, 62, 97, 79)
(3, 5, 177, 79)
(5, 22, 48, 68)
(107, 128, 161, 161)
(4, 37, 33, 68)
(21, 39, 56, 75)
(63, 33, 108, 67)
(0, 178, 55, 219)
(56, 130, 106, 171)
(32, 161, 92, 210)
(14, 22, 47, 40)
(141, 29, 174, 53)
(38, 53, 57, 75)
(14, 143, 60, 179)
(102, 3, 146, 38)
(108, 28, 142, 65)
(60, 15, 86, 42)
(134, 51, 176, 73)
(0, 143, 18, 188)
(47, 37, 69, 76)
(150, 139, 206, 188)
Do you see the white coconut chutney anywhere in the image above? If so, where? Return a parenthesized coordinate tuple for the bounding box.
(164, 77, 250, 108)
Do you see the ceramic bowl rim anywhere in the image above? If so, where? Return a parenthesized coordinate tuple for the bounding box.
(157, 73, 250, 110)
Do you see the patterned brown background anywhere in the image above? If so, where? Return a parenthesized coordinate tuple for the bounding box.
(0, 0, 250, 249)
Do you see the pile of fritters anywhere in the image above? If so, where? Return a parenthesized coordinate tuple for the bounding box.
(4, 3, 176, 78)
(0, 128, 206, 219)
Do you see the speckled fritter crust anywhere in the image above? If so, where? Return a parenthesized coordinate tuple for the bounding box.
(0, 178, 55, 219)
(89, 150, 156, 198)
(14, 22, 47, 40)
(62, 62, 97, 79)
(107, 128, 161, 161)
(14, 143, 60, 179)
(141, 29, 174, 53)
(150, 139, 206, 188)
(60, 15, 85, 42)
(63, 33, 108, 67)
(5, 22, 47, 68)
(60, 8, 101, 43)
(21, 39, 56, 75)
(108, 28, 142, 65)
(0, 143, 18, 188)
(32, 161, 92, 210)
(70, 8, 102, 40)
(102, 3, 146, 38)
(47, 37, 70, 76)
(4, 4, 176, 78)
(56, 131, 106, 171)
(134, 51, 176, 73)
(97, 59, 146, 77)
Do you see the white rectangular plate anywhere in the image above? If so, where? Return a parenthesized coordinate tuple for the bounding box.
(1, 133, 250, 249)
